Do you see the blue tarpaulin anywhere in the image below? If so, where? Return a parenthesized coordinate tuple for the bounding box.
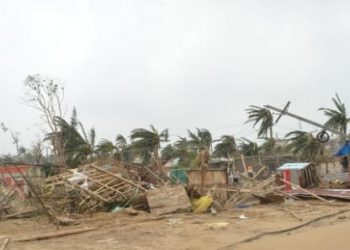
(334, 141, 350, 157)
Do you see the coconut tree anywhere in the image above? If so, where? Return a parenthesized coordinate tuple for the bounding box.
(319, 93, 350, 137)
(52, 116, 94, 167)
(213, 135, 237, 158)
(285, 130, 323, 162)
(115, 134, 133, 162)
(96, 134, 132, 162)
(238, 138, 260, 156)
(95, 139, 115, 156)
(175, 137, 197, 168)
(187, 128, 212, 151)
(130, 125, 168, 166)
(246, 106, 274, 139)
(161, 144, 178, 162)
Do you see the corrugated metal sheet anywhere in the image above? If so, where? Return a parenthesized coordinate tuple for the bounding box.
(289, 188, 350, 201)
(277, 162, 311, 171)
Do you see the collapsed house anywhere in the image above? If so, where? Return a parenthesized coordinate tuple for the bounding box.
(1, 157, 350, 224)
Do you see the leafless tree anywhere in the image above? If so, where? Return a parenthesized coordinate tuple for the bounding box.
(24, 74, 66, 166)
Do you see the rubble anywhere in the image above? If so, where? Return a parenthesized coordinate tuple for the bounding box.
(1, 159, 350, 231)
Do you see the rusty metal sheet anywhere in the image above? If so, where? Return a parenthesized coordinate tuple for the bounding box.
(289, 188, 350, 201)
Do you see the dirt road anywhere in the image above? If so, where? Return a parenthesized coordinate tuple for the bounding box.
(1, 201, 350, 250)
(236, 219, 350, 250)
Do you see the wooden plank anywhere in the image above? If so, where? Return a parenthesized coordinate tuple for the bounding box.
(146, 185, 191, 216)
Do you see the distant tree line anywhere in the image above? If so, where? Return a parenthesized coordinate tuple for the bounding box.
(1, 75, 349, 170)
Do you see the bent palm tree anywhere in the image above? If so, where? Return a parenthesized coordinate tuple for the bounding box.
(246, 106, 274, 139)
(130, 125, 168, 165)
(285, 130, 323, 161)
(96, 134, 132, 162)
(238, 138, 260, 156)
(213, 135, 237, 158)
(187, 128, 212, 151)
(161, 144, 178, 162)
(51, 116, 94, 167)
(96, 139, 116, 155)
(319, 93, 350, 137)
(175, 137, 197, 168)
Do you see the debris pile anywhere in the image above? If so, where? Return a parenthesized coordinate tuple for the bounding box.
(2, 160, 350, 225)
(43, 163, 147, 214)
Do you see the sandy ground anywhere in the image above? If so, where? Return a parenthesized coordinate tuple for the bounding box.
(1, 200, 350, 250)
(236, 220, 350, 250)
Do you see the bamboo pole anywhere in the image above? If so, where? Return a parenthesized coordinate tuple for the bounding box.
(252, 165, 267, 180)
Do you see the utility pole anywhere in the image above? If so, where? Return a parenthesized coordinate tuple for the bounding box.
(264, 104, 349, 140)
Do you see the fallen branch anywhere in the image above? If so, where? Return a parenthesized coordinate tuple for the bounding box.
(14, 227, 96, 243)
(217, 207, 350, 250)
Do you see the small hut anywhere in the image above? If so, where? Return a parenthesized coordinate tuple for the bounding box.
(277, 162, 320, 190)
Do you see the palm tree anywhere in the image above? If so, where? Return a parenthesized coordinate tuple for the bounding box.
(319, 93, 350, 137)
(213, 135, 237, 158)
(161, 144, 178, 162)
(96, 134, 132, 162)
(259, 137, 281, 155)
(246, 106, 274, 139)
(96, 139, 116, 155)
(238, 138, 260, 156)
(174, 137, 197, 168)
(187, 128, 212, 151)
(285, 130, 323, 161)
(115, 134, 132, 162)
(130, 125, 168, 165)
(52, 116, 94, 167)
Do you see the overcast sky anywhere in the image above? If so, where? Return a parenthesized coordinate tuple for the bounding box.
(1, 0, 350, 154)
